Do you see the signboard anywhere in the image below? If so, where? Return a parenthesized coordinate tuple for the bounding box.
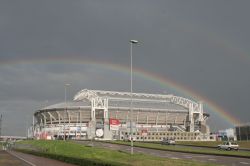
(141, 129, 148, 136)
(96, 129, 104, 137)
(110, 118, 120, 125)
(109, 118, 120, 131)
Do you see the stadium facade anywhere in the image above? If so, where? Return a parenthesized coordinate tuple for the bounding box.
(33, 89, 214, 141)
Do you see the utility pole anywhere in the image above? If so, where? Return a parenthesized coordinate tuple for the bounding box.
(129, 40, 138, 155)
(32, 115, 35, 139)
(64, 83, 70, 141)
(0, 114, 2, 137)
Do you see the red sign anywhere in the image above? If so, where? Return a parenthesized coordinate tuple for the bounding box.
(109, 118, 120, 125)
(109, 118, 120, 131)
(141, 129, 148, 136)
(40, 132, 48, 140)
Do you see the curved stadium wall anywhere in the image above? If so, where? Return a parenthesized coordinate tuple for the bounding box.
(34, 89, 212, 141)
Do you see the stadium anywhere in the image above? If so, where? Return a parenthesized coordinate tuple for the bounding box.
(33, 89, 213, 141)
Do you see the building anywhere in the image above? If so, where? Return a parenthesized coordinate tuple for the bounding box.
(217, 128, 236, 141)
(235, 123, 250, 141)
(33, 89, 213, 141)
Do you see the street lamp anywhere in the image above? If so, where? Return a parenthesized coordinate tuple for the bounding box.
(0, 114, 2, 138)
(130, 40, 138, 155)
(64, 83, 70, 141)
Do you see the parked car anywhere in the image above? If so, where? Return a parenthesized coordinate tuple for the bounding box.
(161, 138, 175, 145)
(218, 141, 239, 151)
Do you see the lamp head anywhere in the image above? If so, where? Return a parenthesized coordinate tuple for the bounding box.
(130, 40, 138, 44)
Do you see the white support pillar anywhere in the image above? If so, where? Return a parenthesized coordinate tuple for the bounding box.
(136, 111, 139, 124)
(199, 101, 204, 121)
(47, 112, 53, 125)
(165, 112, 168, 126)
(41, 113, 47, 127)
(50, 115, 52, 125)
(91, 99, 96, 120)
(79, 111, 82, 139)
(80, 110, 82, 124)
(68, 111, 70, 124)
(183, 114, 186, 126)
(56, 111, 61, 124)
(175, 113, 178, 124)
(103, 98, 108, 119)
(44, 115, 47, 126)
(115, 111, 118, 119)
(126, 111, 129, 122)
(146, 115, 149, 125)
(156, 112, 159, 125)
(78, 111, 80, 124)
(189, 103, 194, 132)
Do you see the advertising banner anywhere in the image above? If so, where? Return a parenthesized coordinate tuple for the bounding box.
(109, 118, 120, 131)
(141, 129, 148, 136)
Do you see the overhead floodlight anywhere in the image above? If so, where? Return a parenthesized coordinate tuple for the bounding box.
(130, 40, 139, 44)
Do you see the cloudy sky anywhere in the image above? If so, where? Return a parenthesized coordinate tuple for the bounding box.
(1, 0, 250, 136)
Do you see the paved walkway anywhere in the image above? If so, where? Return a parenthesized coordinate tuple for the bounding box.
(0, 150, 76, 166)
(0, 150, 30, 166)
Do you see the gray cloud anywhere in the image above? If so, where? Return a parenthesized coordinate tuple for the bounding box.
(1, 0, 250, 135)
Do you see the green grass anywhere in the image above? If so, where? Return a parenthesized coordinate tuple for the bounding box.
(177, 141, 250, 149)
(238, 141, 250, 149)
(108, 141, 250, 158)
(16, 140, 217, 166)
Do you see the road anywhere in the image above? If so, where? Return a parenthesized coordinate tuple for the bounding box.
(0, 150, 30, 166)
(169, 144, 250, 152)
(75, 141, 250, 166)
(0, 150, 76, 166)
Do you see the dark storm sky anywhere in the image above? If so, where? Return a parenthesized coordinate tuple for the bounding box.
(0, 0, 250, 136)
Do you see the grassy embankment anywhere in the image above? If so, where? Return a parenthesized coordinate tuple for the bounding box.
(107, 141, 250, 158)
(16, 140, 216, 166)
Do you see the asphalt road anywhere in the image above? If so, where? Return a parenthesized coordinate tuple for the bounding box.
(165, 144, 250, 152)
(75, 141, 250, 166)
(0, 150, 76, 166)
(0, 150, 30, 166)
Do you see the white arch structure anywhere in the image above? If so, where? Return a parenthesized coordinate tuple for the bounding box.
(74, 89, 207, 132)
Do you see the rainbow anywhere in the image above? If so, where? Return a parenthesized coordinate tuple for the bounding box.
(0, 56, 241, 126)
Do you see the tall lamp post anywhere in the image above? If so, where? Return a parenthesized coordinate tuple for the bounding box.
(0, 114, 2, 138)
(130, 40, 138, 155)
(64, 83, 70, 141)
